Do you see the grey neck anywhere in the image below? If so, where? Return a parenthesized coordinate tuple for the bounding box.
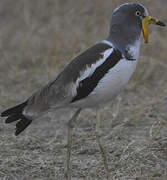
(107, 23, 141, 60)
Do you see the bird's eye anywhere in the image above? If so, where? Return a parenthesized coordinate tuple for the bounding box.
(135, 11, 141, 17)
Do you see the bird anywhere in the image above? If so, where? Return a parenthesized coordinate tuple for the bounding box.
(1, 2, 165, 179)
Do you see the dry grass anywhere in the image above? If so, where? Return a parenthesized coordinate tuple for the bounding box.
(0, 0, 167, 179)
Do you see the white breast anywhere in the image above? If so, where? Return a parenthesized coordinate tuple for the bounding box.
(70, 58, 138, 108)
(91, 58, 138, 103)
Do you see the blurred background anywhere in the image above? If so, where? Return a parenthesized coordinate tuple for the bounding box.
(0, 0, 167, 179)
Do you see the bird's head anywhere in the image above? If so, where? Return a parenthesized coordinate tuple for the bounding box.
(108, 3, 165, 60)
(110, 3, 165, 43)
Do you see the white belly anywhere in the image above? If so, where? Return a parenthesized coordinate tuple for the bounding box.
(71, 58, 138, 108)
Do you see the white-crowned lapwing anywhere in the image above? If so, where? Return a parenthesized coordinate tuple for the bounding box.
(1, 3, 165, 179)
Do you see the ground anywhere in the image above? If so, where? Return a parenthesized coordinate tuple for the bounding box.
(0, 0, 167, 179)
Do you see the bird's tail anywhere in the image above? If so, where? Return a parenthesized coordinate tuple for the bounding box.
(1, 101, 32, 136)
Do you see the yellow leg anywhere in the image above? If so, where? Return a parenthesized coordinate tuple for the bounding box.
(95, 111, 110, 180)
(64, 108, 81, 180)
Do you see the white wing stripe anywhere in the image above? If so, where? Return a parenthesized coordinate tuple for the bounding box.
(70, 48, 113, 97)
(77, 48, 113, 84)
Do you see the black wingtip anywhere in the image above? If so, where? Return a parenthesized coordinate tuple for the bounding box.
(1, 101, 28, 117)
(1, 111, 8, 117)
(1, 101, 32, 136)
(5, 113, 22, 123)
(15, 117, 32, 136)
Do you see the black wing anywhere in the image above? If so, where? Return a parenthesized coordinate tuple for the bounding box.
(71, 48, 122, 102)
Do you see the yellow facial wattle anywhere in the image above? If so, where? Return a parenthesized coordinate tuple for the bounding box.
(142, 16, 165, 43)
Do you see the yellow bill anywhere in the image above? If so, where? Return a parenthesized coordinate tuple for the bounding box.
(142, 16, 165, 43)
